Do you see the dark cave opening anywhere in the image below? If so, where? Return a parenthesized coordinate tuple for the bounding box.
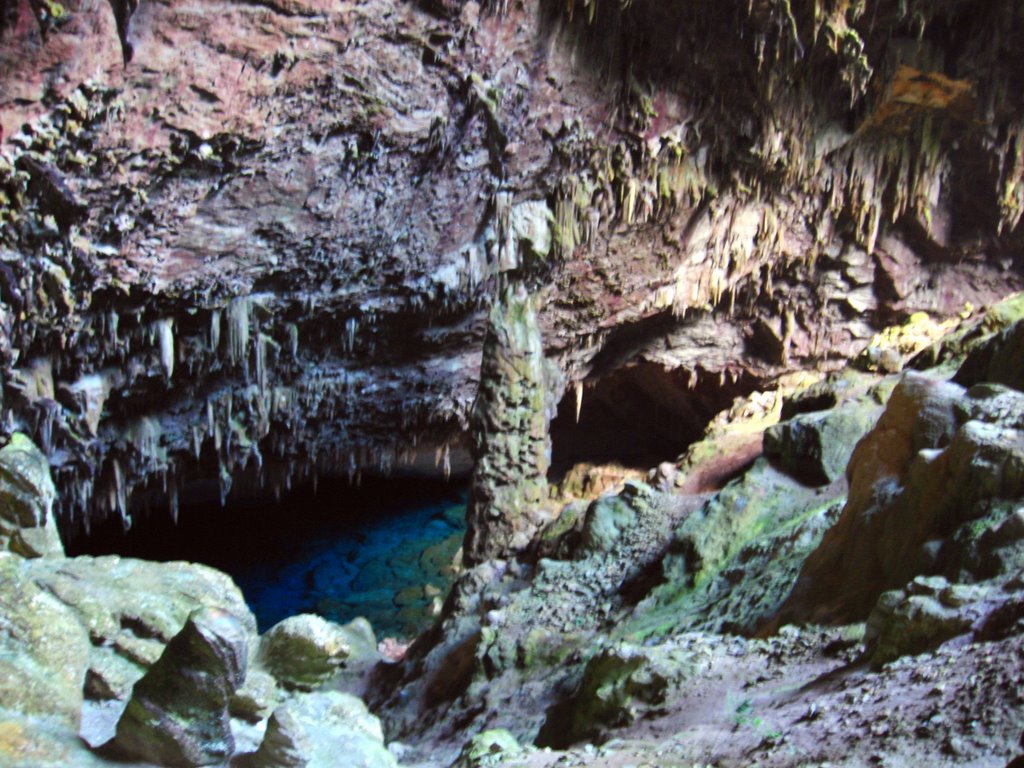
(67, 475, 467, 638)
(549, 362, 761, 478)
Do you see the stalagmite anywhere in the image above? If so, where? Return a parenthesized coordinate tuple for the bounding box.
(464, 282, 553, 565)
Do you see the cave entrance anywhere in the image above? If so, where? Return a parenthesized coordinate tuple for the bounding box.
(66, 476, 467, 639)
(549, 361, 760, 478)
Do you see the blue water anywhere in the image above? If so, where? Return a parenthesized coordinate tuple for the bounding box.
(70, 478, 467, 639)
(230, 493, 466, 636)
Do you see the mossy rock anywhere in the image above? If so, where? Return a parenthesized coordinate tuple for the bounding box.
(954, 319, 1024, 393)
(579, 494, 637, 555)
(626, 459, 846, 640)
(516, 627, 582, 670)
(865, 578, 977, 667)
(0, 554, 89, 725)
(113, 608, 248, 767)
(911, 292, 1024, 370)
(260, 614, 377, 691)
(537, 641, 699, 748)
(0, 712, 109, 768)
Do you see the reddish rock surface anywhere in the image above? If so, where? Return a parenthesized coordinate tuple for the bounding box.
(0, 0, 1021, 530)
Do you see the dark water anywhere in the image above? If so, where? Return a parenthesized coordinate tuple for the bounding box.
(69, 477, 467, 638)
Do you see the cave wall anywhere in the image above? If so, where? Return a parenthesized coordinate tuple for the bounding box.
(0, 0, 1021, 532)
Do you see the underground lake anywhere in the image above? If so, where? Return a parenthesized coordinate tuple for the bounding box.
(67, 476, 468, 639)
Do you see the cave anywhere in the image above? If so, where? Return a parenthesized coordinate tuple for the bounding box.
(2, 0, 1024, 765)
(66, 476, 467, 639)
(549, 362, 761, 476)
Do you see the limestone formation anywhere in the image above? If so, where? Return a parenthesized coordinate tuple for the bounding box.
(954, 318, 1024, 393)
(0, 433, 62, 558)
(112, 607, 249, 766)
(865, 576, 977, 668)
(0, 1, 1023, 767)
(777, 370, 1024, 625)
(763, 399, 881, 485)
(464, 283, 556, 565)
(453, 729, 524, 768)
(26, 555, 257, 702)
(229, 668, 280, 724)
(537, 641, 700, 748)
(0, 0, 1019, 537)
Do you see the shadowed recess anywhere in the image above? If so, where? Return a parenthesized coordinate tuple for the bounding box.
(67, 476, 467, 638)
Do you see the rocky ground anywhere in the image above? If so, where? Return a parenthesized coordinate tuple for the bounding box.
(2, 292, 1019, 767)
(370, 295, 1024, 768)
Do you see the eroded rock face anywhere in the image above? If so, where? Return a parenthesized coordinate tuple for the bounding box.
(0, 552, 90, 725)
(763, 400, 881, 485)
(26, 554, 257, 702)
(777, 364, 1024, 625)
(112, 607, 249, 767)
(452, 728, 524, 768)
(0, 0, 1020, 535)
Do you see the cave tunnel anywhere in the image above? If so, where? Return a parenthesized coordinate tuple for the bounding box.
(64, 359, 758, 641)
(66, 474, 467, 639)
(549, 361, 761, 479)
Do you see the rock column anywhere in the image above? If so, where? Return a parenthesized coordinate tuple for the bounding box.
(463, 281, 553, 565)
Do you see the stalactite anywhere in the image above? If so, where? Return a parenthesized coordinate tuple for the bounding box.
(209, 309, 221, 351)
(155, 318, 174, 380)
(345, 317, 357, 354)
(226, 295, 252, 369)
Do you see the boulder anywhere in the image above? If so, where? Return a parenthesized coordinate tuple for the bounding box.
(246, 691, 397, 768)
(0, 553, 90, 725)
(579, 493, 638, 555)
(763, 399, 881, 485)
(0, 709, 111, 768)
(259, 613, 377, 691)
(865, 580, 974, 667)
(111, 607, 249, 766)
(536, 641, 700, 748)
(230, 668, 280, 723)
(0, 433, 62, 558)
(26, 555, 257, 701)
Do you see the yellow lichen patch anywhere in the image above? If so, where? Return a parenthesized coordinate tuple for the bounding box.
(867, 311, 963, 359)
(552, 462, 644, 503)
